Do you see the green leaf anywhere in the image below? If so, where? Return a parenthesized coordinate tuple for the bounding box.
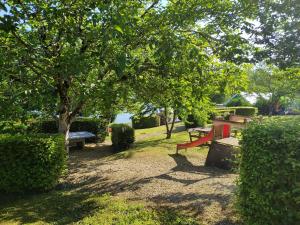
(114, 25, 124, 34)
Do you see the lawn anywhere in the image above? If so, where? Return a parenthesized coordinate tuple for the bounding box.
(0, 123, 238, 225)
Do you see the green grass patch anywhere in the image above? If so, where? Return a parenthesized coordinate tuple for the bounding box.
(0, 192, 200, 225)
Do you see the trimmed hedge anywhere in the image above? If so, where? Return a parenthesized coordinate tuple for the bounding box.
(233, 107, 257, 116)
(0, 121, 28, 134)
(111, 124, 135, 152)
(28, 118, 108, 142)
(214, 107, 257, 118)
(237, 117, 300, 225)
(0, 134, 66, 193)
(132, 116, 160, 129)
(184, 114, 206, 129)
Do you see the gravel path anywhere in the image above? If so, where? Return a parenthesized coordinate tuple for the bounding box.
(63, 140, 239, 225)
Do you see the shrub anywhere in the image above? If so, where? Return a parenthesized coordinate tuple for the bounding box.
(184, 114, 207, 128)
(237, 117, 300, 225)
(28, 118, 108, 142)
(111, 124, 135, 152)
(254, 97, 270, 115)
(0, 120, 28, 134)
(132, 115, 160, 129)
(0, 134, 66, 193)
(234, 107, 257, 116)
(213, 107, 257, 118)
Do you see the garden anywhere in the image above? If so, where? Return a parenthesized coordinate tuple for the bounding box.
(1, 1, 300, 225)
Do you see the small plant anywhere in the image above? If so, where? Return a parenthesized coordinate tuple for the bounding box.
(110, 124, 135, 152)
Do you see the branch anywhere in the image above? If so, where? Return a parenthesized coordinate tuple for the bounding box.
(141, 1, 159, 18)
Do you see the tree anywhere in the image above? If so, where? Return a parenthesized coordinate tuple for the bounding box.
(253, 0, 300, 69)
(0, 0, 163, 146)
(249, 64, 300, 115)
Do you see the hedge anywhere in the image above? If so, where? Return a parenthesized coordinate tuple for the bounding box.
(184, 114, 207, 129)
(237, 117, 300, 225)
(0, 120, 28, 134)
(214, 107, 257, 118)
(111, 124, 135, 152)
(132, 115, 160, 129)
(28, 118, 108, 142)
(0, 134, 66, 193)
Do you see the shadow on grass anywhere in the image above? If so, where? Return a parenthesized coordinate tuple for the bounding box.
(0, 191, 98, 225)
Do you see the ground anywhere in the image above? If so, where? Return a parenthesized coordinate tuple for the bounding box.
(0, 123, 239, 225)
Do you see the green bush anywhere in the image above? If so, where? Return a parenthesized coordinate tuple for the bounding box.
(237, 117, 300, 225)
(0, 120, 28, 134)
(132, 115, 160, 129)
(0, 134, 66, 193)
(233, 107, 257, 116)
(28, 118, 108, 142)
(184, 114, 207, 128)
(111, 124, 135, 152)
(254, 97, 271, 115)
(213, 107, 257, 118)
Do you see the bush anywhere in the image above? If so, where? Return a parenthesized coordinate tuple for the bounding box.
(184, 114, 207, 128)
(237, 117, 300, 225)
(0, 134, 66, 193)
(213, 107, 257, 118)
(132, 115, 160, 129)
(0, 120, 28, 134)
(28, 118, 108, 142)
(111, 124, 135, 152)
(234, 107, 257, 116)
(254, 97, 271, 115)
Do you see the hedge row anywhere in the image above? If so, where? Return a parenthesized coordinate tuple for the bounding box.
(132, 115, 160, 129)
(111, 124, 135, 152)
(0, 134, 66, 193)
(215, 107, 257, 117)
(28, 118, 108, 142)
(184, 114, 207, 129)
(238, 116, 300, 225)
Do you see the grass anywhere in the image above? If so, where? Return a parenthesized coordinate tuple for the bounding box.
(0, 191, 200, 225)
(110, 122, 209, 160)
(0, 123, 203, 225)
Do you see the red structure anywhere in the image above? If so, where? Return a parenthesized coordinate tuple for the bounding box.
(176, 124, 231, 154)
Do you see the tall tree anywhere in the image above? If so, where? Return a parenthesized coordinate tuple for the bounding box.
(0, 0, 162, 145)
(254, 0, 300, 69)
(249, 64, 300, 115)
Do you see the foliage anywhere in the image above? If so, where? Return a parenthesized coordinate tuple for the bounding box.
(237, 116, 300, 225)
(213, 107, 257, 118)
(132, 115, 160, 129)
(28, 118, 109, 142)
(249, 65, 300, 115)
(111, 124, 135, 152)
(226, 94, 252, 107)
(184, 113, 208, 129)
(233, 107, 257, 117)
(254, 96, 271, 115)
(0, 120, 28, 134)
(0, 134, 66, 193)
(252, 0, 300, 68)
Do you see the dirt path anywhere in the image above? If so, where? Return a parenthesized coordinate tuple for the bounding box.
(63, 139, 238, 225)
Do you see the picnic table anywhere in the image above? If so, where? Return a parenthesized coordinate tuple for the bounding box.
(67, 131, 96, 149)
(187, 127, 212, 142)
